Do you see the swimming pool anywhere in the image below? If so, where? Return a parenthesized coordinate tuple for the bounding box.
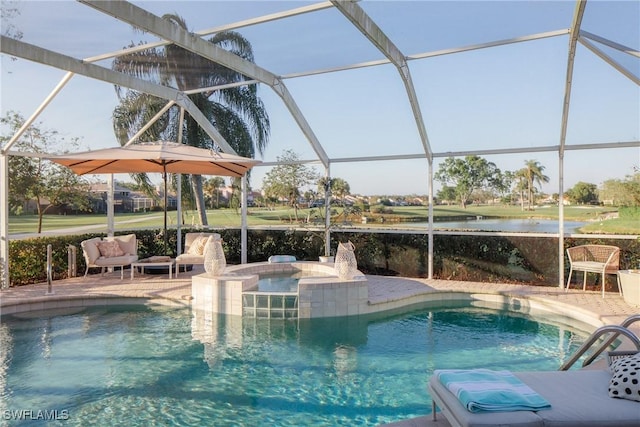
(0, 303, 592, 426)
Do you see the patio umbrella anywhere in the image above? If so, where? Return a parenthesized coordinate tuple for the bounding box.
(47, 141, 260, 252)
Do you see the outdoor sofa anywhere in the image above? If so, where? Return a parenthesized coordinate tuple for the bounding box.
(80, 233, 138, 279)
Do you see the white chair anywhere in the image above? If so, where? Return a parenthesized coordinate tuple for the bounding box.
(175, 232, 221, 277)
(80, 234, 138, 279)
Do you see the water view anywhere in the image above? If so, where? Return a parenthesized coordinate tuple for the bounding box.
(410, 218, 587, 233)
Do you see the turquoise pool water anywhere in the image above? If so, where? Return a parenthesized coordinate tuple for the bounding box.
(258, 272, 302, 292)
(0, 304, 591, 426)
(257, 271, 326, 292)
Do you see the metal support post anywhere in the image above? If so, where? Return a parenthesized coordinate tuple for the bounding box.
(46, 244, 54, 295)
(68, 245, 77, 278)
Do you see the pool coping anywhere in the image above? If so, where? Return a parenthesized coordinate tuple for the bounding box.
(1, 266, 638, 332)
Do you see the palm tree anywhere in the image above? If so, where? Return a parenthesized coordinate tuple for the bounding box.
(203, 176, 226, 209)
(112, 14, 269, 226)
(514, 169, 528, 211)
(522, 160, 550, 210)
(330, 177, 351, 206)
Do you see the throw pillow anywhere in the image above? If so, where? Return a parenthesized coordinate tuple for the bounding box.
(609, 352, 640, 402)
(112, 234, 136, 255)
(97, 240, 125, 258)
(81, 238, 102, 264)
(187, 235, 207, 255)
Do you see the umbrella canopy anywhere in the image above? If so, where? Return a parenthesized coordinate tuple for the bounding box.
(47, 141, 260, 177)
(47, 141, 260, 254)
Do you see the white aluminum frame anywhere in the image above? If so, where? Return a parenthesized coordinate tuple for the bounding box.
(1, 0, 639, 288)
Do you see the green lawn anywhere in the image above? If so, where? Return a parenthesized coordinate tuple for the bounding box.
(8, 204, 637, 235)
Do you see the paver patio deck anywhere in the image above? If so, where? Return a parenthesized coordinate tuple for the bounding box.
(2, 267, 637, 323)
(1, 267, 638, 427)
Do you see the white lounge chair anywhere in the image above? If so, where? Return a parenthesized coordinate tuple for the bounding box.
(429, 368, 640, 427)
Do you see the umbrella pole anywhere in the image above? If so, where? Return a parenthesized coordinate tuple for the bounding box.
(163, 171, 168, 255)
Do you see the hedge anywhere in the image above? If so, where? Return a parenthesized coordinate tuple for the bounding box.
(4, 228, 639, 288)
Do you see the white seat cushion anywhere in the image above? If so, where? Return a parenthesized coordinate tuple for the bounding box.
(571, 261, 607, 273)
(93, 254, 138, 267)
(176, 254, 204, 263)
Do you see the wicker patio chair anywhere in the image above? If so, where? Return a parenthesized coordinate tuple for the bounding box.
(566, 244, 620, 298)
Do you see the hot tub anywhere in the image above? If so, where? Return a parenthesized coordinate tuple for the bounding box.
(191, 261, 368, 318)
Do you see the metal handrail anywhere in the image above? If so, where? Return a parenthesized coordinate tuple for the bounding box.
(580, 314, 640, 367)
(559, 323, 640, 371)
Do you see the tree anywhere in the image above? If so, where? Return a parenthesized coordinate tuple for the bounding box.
(434, 155, 501, 208)
(495, 170, 515, 204)
(330, 177, 351, 205)
(303, 189, 317, 206)
(229, 177, 243, 212)
(203, 177, 226, 208)
(565, 181, 598, 205)
(1, 111, 91, 232)
(513, 169, 528, 211)
(1, 1, 23, 48)
(600, 173, 640, 206)
(436, 185, 457, 205)
(623, 173, 640, 206)
(317, 176, 351, 206)
(521, 160, 550, 210)
(112, 14, 270, 226)
(262, 150, 320, 221)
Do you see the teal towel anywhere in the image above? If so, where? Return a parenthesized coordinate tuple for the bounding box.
(435, 369, 551, 413)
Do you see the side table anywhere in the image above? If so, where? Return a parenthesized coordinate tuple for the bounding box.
(131, 257, 176, 279)
(618, 270, 640, 306)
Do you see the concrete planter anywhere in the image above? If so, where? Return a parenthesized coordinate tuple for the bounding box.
(619, 270, 640, 306)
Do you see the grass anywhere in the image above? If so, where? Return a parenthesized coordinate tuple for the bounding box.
(8, 204, 638, 235)
(578, 219, 639, 234)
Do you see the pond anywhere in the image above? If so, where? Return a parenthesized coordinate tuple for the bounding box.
(408, 218, 587, 233)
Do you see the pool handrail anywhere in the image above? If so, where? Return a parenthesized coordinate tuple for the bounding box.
(559, 321, 640, 371)
(579, 314, 640, 367)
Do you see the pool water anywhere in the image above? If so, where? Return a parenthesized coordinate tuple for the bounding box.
(0, 304, 591, 426)
(258, 272, 301, 292)
(257, 271, 325, 292)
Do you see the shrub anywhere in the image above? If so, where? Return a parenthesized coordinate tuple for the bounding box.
(6, 229, 639, 288)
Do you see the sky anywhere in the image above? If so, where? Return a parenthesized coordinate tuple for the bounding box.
(1, 0, 638, 197)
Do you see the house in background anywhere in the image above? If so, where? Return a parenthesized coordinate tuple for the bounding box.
(216, 185, 258, 207)
(88, 182, 133, 213)
(88, 182, 176, 214)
